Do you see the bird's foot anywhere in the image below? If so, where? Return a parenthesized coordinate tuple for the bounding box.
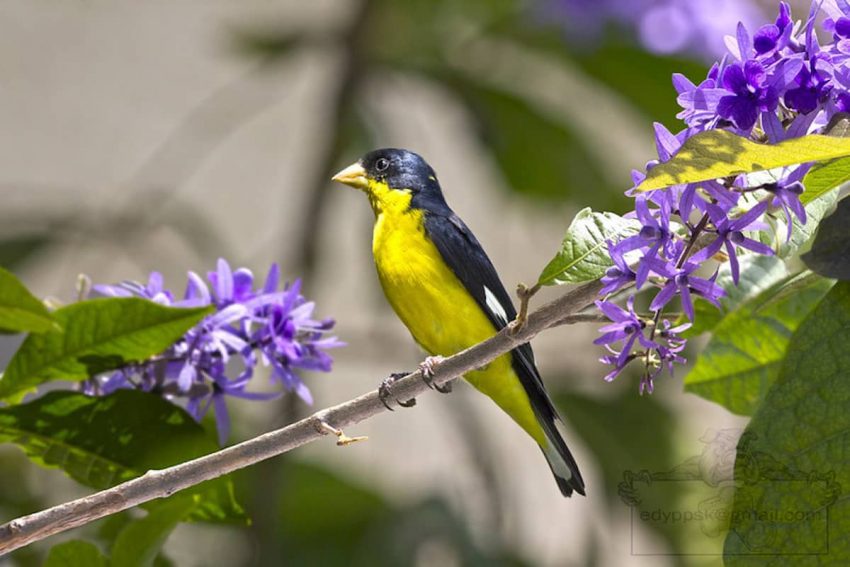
(419, 356, 452, 393)
(378, 372, 417, 410)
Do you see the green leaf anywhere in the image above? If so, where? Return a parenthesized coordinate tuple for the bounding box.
(803, 196, 850, 280)
(0, 298, 212, 401)
(684, 272, 833, 415)
(724, 282, 850, 564)
(0, 266, 55, 334)
(43, 540, 108, 567)
(0, 390, 245, 523)
(638, 131, 850, 191)
(537, 208, 639, 286)
(111, 496, 196, 567)
(801, 157, 850, 204)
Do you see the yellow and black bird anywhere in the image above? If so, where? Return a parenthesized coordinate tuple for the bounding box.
(333, 148, 585, 497)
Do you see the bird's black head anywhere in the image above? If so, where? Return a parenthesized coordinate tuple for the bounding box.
(333, 148, 449, 213)
(360, 148, 439, 193)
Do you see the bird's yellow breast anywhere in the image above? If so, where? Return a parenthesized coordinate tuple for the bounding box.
(373, 205, 496, 356)
(367, 182, 544, 445)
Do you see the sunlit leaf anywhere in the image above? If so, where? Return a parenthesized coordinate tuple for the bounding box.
(638, 131, 850, 191)
(800, 113, 850, 204)
(801, 157, 850, 204)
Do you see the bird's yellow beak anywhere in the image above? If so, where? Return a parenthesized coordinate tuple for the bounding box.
(332, 162, 369, 191)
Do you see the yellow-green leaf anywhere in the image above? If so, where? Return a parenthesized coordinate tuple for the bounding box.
(638, 130, 850, 191)
(801, 156, 850, 204)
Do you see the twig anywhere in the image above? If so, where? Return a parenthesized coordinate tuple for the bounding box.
(510, 282, 541, 334)
(314, 417, 368, 446)
(0, 278, 601, 555)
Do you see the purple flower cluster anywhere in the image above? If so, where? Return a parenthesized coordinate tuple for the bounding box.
(540, 0, 764, 60)
(86, 259, 343, 444)
(597, 1, 845, 393)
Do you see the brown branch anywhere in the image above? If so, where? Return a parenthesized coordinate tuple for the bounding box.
(0, 278, 602, 555)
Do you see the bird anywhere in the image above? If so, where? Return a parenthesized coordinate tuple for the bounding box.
(332, 148, 585, 497)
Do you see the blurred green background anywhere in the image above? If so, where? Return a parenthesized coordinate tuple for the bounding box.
(0, 0, 799, 565)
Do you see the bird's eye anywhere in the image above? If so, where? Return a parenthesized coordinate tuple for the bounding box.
(375, 158, 390, 172)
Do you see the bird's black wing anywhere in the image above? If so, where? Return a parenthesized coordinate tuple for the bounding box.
(423, 212, 549, 408)
(423, 211, 585, 496)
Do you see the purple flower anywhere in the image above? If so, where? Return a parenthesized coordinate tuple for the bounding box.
(594, 298, 655, 383)
(674, 73, 727, 128)
(601, 241, 637, 295)
(588, 0, 846, 393)
(767, 181, 807, 238)
(717, 60, 779, 130)
(692, 202, 773, 283)
(595, 296, 691, 393)
(93, 272, 174, 305)
(642, 332, 688, 395)
(612, 193, 676, 287)
(647, 259, 725, 321)
(785, 55, 835, 114)
(88, 259, 342, 445)
(753, 2, 793, 55)
(594, 297, 656, 351)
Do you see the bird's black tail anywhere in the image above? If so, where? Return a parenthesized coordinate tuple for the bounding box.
(540, 418, 585, 497)
(507, 346, 585, 497)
